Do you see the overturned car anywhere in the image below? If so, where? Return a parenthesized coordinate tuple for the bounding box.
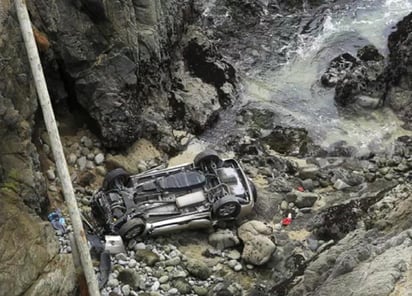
(91, 150, 256, 241)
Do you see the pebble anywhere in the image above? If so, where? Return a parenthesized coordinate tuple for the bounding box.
(46, 168, 56, 181)
(168, 288, 178, 295)
(226, 249, 241, 260)
(333, 179, 350, 190)
(233, 263, 243, 271)
(134, 242, 146, 250)
(95, 153, 105, 165)
(128, 259, 137, 268)
(151, 281, 160, 291)
(122, 285, 131, 296)
(159, 275, 169, 284)
(77, 156, 87, 171)
(68, 153, 77, 165)
(81, 136, 94, 148)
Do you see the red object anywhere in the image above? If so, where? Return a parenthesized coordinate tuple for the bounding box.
(282, 217, 292, 226)
(297, 186, 304, 192)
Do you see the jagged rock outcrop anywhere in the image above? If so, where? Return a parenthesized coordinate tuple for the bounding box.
(0, 189, 76, 296)
(386, 12, 412, 130)
(321, 45, 385, 109)
(0, 1, 47, 215)
(26, 0, 235, 151)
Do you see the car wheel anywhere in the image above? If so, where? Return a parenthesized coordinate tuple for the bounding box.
(213, 195, 241, 219)
(194, 150, 222, 168)
(103, 168, 130, 190)
(248, 179, 258, 202)
(119, 218, 145, 240)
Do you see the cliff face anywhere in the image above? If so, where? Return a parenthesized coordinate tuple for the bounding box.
(24, 0, 235, 152)
(0, 1, 47, 215)
(386, 12, 412, 130)
(0, 1, 235, 294)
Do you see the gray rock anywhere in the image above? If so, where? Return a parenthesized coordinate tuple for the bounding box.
(121, 284, 131, 296)
(301, 178, 315, 191)
(68, 153, 77, 165)
(168, 288, 179, 295)
(173, 278, 191, 294)
(294, 192, 318, 208)
(333, 179, 351, 190)
(117, 269, 141, 289)
(94, 153, 105, 165)
(238, 220, 276, 265)
(209, 229, 240, 250)
(185, 259, 211, 280)
(115, 253, 128, 261)
(164, 256, 181, 266)
(81, 136, 94, 149)
(77, 156, 87, 171)
(226, 249, 241, 260)
(158, 275, 169, 284)
(193, 285, 209, 296)
(46, 168, 56, 181)
(299, 165, 320, 180)
(280, 200, 289, 210)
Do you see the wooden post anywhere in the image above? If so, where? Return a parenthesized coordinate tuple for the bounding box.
(14, 1, 100, 295)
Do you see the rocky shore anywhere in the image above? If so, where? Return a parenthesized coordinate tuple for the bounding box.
(1, 1, 412, 296)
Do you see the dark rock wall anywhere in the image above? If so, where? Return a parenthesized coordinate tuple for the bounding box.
(0, 2, 47, 215)
(26, 0, 235, 153)
(386, 12, 412, 130)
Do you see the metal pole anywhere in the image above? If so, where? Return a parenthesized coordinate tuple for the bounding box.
(14, 1, 100, 295)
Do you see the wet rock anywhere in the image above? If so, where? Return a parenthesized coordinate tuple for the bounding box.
(238, 220, 276, 265)
(322, 45, 385, 109)
(321, 53, 359, 87)
(357, 44, 384, 62)
(262, 126, 310, 156)
(386, 12, 412, 129)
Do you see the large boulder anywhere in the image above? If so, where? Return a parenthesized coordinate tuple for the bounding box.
(322, 45, 385, 109)
(0, 189, 76, 295)
(238, 220, 276, 265)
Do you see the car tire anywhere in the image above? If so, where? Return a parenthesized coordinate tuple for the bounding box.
(194, 150, 222, 168)
(103, 168, 130, 190)
(248, 179, 258, 202)
(213, 195, 241, 219)
(119, 218, 145, 240)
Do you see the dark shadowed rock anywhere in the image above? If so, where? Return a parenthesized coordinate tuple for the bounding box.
(321, 45, 385, 109)
(262, 126, 310, 156)
(386, 12, 412, 130)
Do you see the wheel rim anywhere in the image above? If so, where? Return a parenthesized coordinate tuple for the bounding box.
(218, 202, 238, 217)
